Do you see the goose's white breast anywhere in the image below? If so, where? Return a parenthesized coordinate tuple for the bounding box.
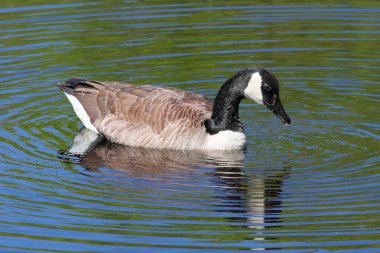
(204, 130, 246, 150)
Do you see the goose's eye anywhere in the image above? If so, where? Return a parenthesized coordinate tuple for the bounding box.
(263, 83, 272, 91)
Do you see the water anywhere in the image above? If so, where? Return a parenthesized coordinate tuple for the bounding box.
(1, 1, 380, 252)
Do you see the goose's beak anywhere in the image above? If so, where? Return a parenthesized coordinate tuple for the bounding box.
(264, 96, 291, 124)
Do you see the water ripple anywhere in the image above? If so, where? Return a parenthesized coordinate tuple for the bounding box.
(0, 1, 379, 252)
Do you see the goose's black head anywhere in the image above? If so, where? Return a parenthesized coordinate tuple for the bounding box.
(206, 67, 291, 135)
(241, 67, 291, 124)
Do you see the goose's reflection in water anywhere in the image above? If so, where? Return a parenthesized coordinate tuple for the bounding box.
(59, 128, 289, 248)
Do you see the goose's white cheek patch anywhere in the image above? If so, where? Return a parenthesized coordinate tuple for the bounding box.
(244, 72, 263, 104)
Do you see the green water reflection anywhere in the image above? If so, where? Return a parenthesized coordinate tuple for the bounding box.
(0, 0, 379, 252)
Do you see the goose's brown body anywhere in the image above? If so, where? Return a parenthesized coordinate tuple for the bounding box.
(59, 79, 214, 149)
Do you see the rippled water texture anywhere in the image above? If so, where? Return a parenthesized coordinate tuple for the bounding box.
(1, 1, 380, 252)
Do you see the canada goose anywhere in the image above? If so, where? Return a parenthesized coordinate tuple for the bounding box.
(58, 67, 291, 150)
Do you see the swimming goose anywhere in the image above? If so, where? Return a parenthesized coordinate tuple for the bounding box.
(58, 67, 291, 150)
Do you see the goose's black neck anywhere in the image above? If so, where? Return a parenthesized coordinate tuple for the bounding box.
(205, 75, 246, 135)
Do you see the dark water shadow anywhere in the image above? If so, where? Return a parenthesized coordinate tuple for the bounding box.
(58, 128, 289, 249)
(213, 161, 289, 249)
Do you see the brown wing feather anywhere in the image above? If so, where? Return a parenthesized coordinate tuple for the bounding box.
(61, 79, 213, 148)
(107, 85, 212, 133)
